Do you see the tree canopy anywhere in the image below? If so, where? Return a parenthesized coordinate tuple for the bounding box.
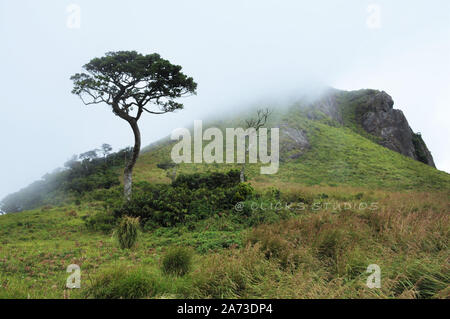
(71, 51, 197, 121)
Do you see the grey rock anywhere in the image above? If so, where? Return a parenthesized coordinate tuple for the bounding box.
(278, 123, 310, 160)
(358, 91, 435, 167)
(329, 90, 435, 167)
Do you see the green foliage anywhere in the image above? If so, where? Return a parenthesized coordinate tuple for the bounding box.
(235, 198, 293, 227)
(116, 216, 140, 249)
(114, 171, 253, 228)
(84, 211, 116, 233)
(172, 170, 241, 189)
(412, 133, 428, 164)
(0, 146, 131, 213)
(156, 161, 176, 170)
(71, 51, 197, 113)
(162, 246, 194, 276)
(84, 266, 157, 299)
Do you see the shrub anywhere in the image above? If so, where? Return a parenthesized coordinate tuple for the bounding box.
(114, 172, 254, 227)
(232, 183, 254, 202)
(162, 246, 194, 276)
(116, 216, 140, 249)
(172, 170, 240, 189)
(83, 266, 157, 299)
(84, 211, 116, 233)
(236, 199, 292, 227)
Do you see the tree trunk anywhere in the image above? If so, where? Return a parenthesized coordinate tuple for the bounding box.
(240, 163, 245, 183)
(124, 119, 141, 201)
(170, 166, 177, 183)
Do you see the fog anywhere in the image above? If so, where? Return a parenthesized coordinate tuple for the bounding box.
(1, 0, 449, 200)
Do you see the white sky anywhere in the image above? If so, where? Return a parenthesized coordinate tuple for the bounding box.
(0, 0, 449, 200)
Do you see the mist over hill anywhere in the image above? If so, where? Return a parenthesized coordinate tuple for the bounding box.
(1, 88, 448, 214)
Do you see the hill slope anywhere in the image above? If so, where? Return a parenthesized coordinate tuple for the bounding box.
(0, 88, 449, 299)
(1, 88, 449, 213)
(132, 88, 449, 191)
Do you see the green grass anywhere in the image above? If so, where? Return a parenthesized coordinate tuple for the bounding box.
(0, 187, 448, 299)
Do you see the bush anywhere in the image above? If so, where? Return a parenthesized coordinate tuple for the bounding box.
(83, 266, 157, 299)
(116, 216, 140, 249)
(172, 170, 240, 189)
(114, 172, 254, 228)
(84, 211, 116, 233)
(162, 246, 194, 276)
(236, 198, 292, 227)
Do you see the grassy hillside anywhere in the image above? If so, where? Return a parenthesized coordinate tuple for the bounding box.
(0, 185, 448, 298)
(132, 104, 450, 191)
(0, 91, 449, 299)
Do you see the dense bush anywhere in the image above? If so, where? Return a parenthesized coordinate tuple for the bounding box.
(162, 246, 194, 276)
(115, 216, 140, 249)
(114, 173, 254, 228)
(235, 198, 293, 227)
(84, 211, 116, 233)
(83, 266, 157, 299)
(172, 170, 241, 189)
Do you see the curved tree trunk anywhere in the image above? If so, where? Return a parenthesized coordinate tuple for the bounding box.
(124, 119, 141, 201)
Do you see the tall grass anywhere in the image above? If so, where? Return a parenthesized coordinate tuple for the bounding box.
(115, 216, 140, 249)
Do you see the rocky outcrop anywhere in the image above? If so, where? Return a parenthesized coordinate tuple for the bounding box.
(309, 89, 436, 167)
(278, 123, 310, 160)
(357, 91, 435, 167)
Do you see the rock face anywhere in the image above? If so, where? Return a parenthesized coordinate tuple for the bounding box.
(278, 123, 310, 160)
(310, 89, 436, 167)
(358, 91, 435, 167)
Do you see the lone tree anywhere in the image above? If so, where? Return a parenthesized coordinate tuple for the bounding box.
(71, 51, 197, 200)
(101, 143, 113, 159)
(241, 108, 272, 182)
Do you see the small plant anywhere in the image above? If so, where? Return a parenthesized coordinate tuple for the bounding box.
(116, 216, 140, 249)
(162, 246, 194, 276)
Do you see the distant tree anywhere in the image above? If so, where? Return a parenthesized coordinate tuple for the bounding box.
(101, 144, 113, 161)
(79, 150, 99, 161)
(64, 155, 79, 170)
(71, 51, 197, 200)
(241, 108, 272, 182)
(79, 150, 99, 171)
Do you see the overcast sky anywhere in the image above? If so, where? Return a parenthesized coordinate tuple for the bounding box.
(1, 0, 449, 200)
